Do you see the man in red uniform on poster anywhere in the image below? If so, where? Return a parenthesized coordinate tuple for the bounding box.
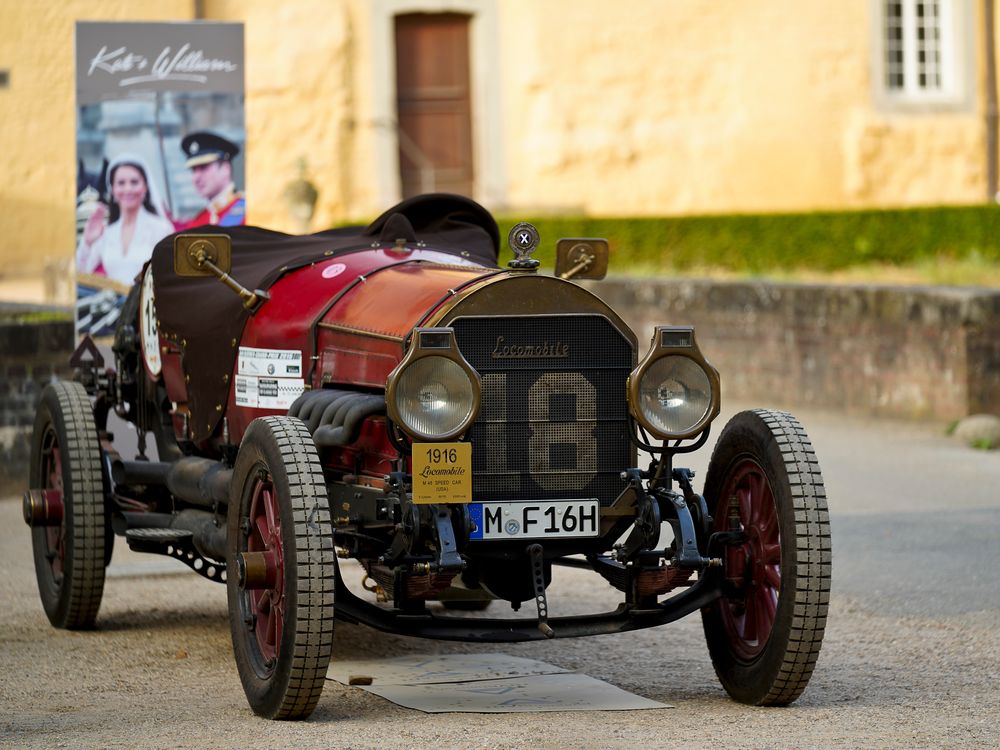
(173, 131, 246, 229)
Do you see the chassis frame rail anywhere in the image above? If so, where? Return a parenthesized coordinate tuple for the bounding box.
(332, 564, 723, 642)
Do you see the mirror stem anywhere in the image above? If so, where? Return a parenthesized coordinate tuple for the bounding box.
(189, 246, 269, 311)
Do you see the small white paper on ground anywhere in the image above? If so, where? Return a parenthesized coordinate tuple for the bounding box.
(328, 653, 670, 713)
(327, 653, 568, 686)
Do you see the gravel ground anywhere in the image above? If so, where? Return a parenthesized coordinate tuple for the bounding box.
(2, 406, 998, 749)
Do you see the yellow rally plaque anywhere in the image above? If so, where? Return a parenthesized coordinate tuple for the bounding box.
(412, 442, 472, 505)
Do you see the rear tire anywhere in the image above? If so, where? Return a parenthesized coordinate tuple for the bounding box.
(29, 381, 107, 629)
(228, 416, 336, 720)
(702, 409, 831, 705)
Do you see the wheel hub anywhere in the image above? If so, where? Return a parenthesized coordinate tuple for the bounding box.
(22, 488, 64, 528)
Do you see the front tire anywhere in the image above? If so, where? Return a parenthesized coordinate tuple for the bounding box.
(702, 409, 831, 705)
(228, 417, 335, 720)
(29, 381, 107, 629)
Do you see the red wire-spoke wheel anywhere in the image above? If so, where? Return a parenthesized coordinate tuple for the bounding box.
(228, 417, 335, 720)
(718, 458, 782, 661)
(29, 382, 107, 629)
(245, 471, 284, 666)
(702, 409, 831, 706)
(41, 432, 66, 582)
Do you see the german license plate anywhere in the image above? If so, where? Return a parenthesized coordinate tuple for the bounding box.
(468, 500, 600, 540)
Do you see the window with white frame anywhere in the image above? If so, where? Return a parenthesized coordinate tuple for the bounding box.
(879, 0, 969, 106)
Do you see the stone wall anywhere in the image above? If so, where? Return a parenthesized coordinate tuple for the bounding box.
(591, 279, 1000, 421)
(0, 305, 74, 495)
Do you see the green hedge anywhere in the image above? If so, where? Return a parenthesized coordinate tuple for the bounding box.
(498, 205, 1000, 274)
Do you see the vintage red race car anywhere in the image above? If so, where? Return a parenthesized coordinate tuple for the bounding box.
(25, 194, 830, 719)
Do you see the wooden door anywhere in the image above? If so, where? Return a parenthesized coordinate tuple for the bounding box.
(394, 13, 474, 198)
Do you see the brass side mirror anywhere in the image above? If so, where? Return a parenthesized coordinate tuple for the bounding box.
(555, 238, 609, 280)
(173, 234, 268, 311)
(174, 234, 233, 276)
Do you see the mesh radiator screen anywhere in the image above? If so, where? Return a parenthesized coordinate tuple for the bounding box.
(452, 315, 634, 506)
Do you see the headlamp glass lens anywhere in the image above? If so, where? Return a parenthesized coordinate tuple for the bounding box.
(395, 356, 475, 439)
(639, 355, 712, 436)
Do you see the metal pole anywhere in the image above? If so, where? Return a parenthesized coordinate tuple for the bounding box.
(154, 91, 175, 216)
(986, 0, 998, 201)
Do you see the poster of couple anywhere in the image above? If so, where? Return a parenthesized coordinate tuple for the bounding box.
(75, 21, 245, 336)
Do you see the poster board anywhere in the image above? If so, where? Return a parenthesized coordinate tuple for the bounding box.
(75, 21, 245, 336)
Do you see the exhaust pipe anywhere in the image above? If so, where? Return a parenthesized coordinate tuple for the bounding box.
(113, 457, 232, 509)
(111, 460, 169, 485)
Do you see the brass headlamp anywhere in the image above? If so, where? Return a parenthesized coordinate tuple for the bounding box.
(627, 326, 720, 440)
(385, 327, 481, 442)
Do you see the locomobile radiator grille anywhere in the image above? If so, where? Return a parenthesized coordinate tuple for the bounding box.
(451, 315, 634, 507)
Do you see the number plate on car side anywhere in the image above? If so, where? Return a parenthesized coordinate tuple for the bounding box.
(468, 500, 600, 540)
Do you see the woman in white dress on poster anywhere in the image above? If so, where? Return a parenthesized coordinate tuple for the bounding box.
(76, 153, 174, 285)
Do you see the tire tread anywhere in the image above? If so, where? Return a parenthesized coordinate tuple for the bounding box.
(32, 381, 106, 629)
(749, 409, 830, 705)
(702, 408, 831, 706)
(230, 416, 335, 720)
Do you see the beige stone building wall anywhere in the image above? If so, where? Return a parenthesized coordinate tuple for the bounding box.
(499, 0, 989, 214)
(203, 0, 375, 232)
(0, 0, 996, 291)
